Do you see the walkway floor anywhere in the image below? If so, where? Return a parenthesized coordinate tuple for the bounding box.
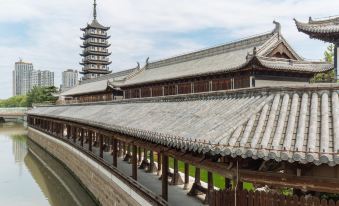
(81, 143, 204, 206)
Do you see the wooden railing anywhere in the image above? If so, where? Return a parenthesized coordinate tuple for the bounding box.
(208, 189, 339, 206)
(30, 125, 167, 206)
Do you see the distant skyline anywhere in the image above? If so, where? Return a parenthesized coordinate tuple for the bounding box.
(0, 0, 338, 99)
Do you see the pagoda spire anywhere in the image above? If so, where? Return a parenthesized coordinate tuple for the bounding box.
(93, 0, 97, 20)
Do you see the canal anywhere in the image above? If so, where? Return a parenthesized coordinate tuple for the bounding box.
(0, 122, 98, 206)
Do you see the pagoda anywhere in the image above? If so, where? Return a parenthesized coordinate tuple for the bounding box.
(80, 0, 112, 80)
(294, 17, 339, 80)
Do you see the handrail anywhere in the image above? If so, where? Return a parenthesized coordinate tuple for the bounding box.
(30, 126, 167, 206)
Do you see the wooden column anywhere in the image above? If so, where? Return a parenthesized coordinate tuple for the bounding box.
(113, 139, 118, 167)
(138, 147, 142, 164)
(80, 129, 84, 147)
(204, 171, 214, 204)
(139, 148, 148, 169)
(188, 167, 202, 196)
(225, 178, 231, 189)
(88, 131, 92, 152)
(147, 150, 157, 173)
(73, 127, 77, 143)
(171, 158, 183, 185)
(162, 153, 168, 201)
(184, 163, 189, 190)
(99, 134, 104, 158)
(132, 145, 138, 180)
(157, 152, 162, 176)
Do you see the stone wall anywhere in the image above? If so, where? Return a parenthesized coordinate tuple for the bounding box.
(28, 127, 149, 206)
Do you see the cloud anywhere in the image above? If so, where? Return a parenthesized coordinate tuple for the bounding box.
(0, 0, 337, 98)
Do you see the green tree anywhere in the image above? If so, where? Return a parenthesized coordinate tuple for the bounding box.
(0, 95, 28, 108)
(312, 44, 336, 82)
(26, 86, 58, 107)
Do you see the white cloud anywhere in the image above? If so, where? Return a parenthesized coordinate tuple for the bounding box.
(0, 0, 337, 98)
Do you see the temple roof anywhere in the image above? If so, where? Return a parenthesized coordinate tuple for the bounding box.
(294, 17, 339, 42)
(28, 84, 339, 166)
(60, 68, 137, 96)
(114, 23, 331, 87)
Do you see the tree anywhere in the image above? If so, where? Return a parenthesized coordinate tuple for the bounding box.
(26, 86, 58, 107)
(0, 95, 28, 108)
(311, 44, 336, 82)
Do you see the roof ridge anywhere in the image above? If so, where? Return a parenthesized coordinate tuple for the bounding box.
(146, 31, 275, 70)
(56, 84, 339, 107)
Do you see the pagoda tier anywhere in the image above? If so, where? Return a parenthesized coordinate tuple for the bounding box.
(81, 33, 111, 40)
(80, 0, 112, 80)
(81, 41, 111, 48)
(80, 59, 112, 65)
(294, 17, 339, 43)
(80, 50, 112, 57)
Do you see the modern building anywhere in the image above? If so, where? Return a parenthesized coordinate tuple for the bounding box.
(12, 60, 34, 96)
(80, 0, 112, 80)
(61, 69, 78, 91)
(12, 59, 55, 96)
(32, 70, 54, 88)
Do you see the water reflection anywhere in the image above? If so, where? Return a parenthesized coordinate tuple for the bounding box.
(0, 123, 97, 206)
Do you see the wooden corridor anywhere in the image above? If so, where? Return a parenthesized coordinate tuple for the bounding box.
(27, 115, 339, 206)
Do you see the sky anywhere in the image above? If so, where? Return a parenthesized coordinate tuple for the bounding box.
(0, 0, 338, 99)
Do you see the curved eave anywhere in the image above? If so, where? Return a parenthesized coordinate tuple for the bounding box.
(81, 35, 110, 40)
(80, 51, 111, 57)
(294, 19, 339, 42)
(80, 60, 112, 65)
(254, 56, 334, 74)
(81, 43, 111, 48)
(80, 69, 112, 74)
(81, 25, 110, 31)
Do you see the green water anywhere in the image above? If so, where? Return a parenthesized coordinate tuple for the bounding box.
(0, 122, 97, 206)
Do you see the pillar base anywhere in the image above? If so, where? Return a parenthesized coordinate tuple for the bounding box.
(187, 182, 203, 196)
(170, 172, 184, 185)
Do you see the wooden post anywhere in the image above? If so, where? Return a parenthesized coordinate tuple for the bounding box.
(157, 152, 162, 176)
(80, 129, 84, 147)
(113, 139, 117, 167)
(138, 147, 142, 164)
(162, 153, 168, 201)
(204, 171, 214, 204)
(88, 131, 92, 152)
(139, 148, 148, 169)
(184, 163, 189, 190)
(99, 134, 104, 158)
(171, 158, 183, 185)
(73, 127, 77, 143)
(188, 167, 202, 196)
(225, 178, 231, 189)
(147, 150, 157, 173)
(132, 145, 137, 180)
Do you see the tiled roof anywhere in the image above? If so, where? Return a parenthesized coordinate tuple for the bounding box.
(82, 19, 110, 30)
(60, 68, 137, 96)
(256, 56, 333, 73)
(294, 17, 339, 35)
(28, 84, 339, 166)
(115, 23, 330, 87)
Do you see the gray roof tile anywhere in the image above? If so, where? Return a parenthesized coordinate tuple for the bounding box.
(28, 84, 339, 166)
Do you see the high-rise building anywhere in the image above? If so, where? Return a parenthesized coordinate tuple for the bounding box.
(31, 70, 54, 88)
(80, 0, 112, 80)
(61, 69, 78, 91)
(12, 59, 54, 96)
(13, 60, 34, 96)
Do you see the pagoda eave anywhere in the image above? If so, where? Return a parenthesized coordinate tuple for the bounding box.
(81, 35, 110, 40)
(80, 69, 112, 75)
(81, 43, 111, 48)
(80, 52, 111, 57)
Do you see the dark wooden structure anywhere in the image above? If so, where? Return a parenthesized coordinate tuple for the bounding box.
(27, 85, 339, 205)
